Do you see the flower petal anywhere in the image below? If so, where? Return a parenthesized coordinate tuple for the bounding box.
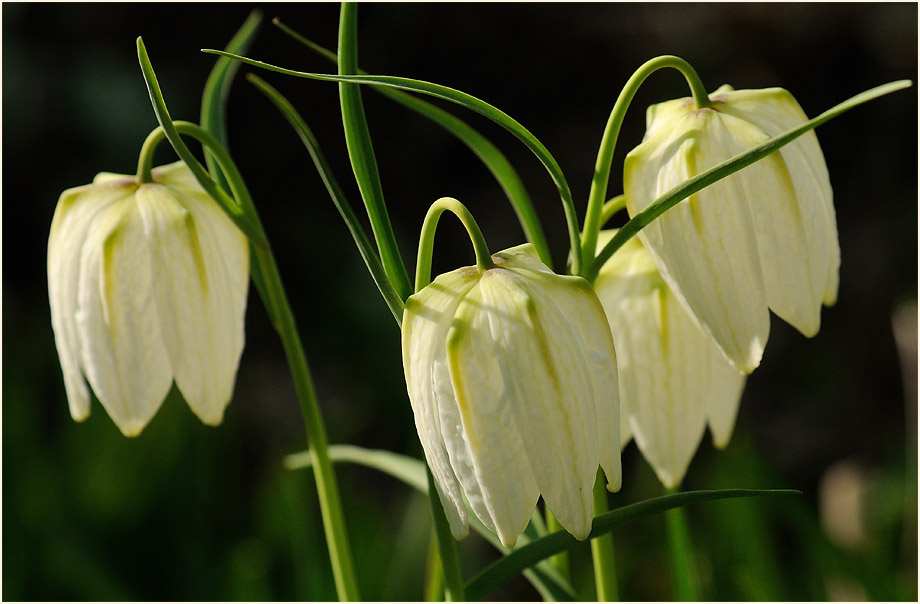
(48, 182, 134, 421)
(716, 88, 840, 329)
(595, 234, 744, 487)
(625, 108, 770, 373)
(75, 197, 173, 436)
(135, 181, 249, 425)
(403, 268, 481, 540)
(447, 278, 542, 546)
(465, 265, 598, 541)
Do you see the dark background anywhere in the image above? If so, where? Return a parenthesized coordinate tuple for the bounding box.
(3, 2, 917, 600)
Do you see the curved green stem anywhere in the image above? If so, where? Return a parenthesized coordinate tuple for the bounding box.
(414, 197, 495, 292)
(591, 471, 619, 601)
(137, 37, 360, 601)
(136, 127, 165, 183)
(580, 55, 708, 275)
(599, 195, 627, 230)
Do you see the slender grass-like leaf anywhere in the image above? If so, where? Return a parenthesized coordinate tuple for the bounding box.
(286, 444, 576, 600)
(200, 10, 262, 190)
(585, 79, 912, 281)
(465, 488, 801, 601)
(271, 19, 554, 269)
(338, 4, 413, 302)
(198, 12, 274, 325)
(201, 48, 586, 276)
(247, 74, 406, 325)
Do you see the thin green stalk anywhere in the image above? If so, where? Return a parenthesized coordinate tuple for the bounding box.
(591, 470, 619, 601)
(580, 55, 709, 275)
(136, 127, 166, 184)
(425, 526, 446, 601)
(137, 37, 360, 601)
(338, 3, 413, 301)
(428, 469, 466, 601)
(544, 509, 570, 580)
(599, 195, 627, 229)
(665, 491, 700, 601)
(414, 197, 494, 292)
(271, 18, 553, 269)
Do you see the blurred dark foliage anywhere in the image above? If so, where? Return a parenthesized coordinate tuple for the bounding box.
(3, 2, 917, 601)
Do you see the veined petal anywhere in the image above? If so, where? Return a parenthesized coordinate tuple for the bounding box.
(447, 279, 542, 547)
(135, 181, 249, 425)
(465, 263, 597, 541)
(596, 234, 744, 487)
(716, 88, 840, 325)
(625, 108, 770, 373)
(595, 233, 746, 486)
(150, 160, 206, 192)
(403, 268, 481, 540)
(500, 246, 622, 492)
(75, 198, 173, 436)
(48, 182, 135, 421)
(706, 342, 746, 450)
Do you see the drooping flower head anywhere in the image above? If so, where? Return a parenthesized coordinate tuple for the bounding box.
(48, 161, 249, 436)
(402, 243, 620, 547)
(625, 85, 839, 373)
(594, 231, 745, 488)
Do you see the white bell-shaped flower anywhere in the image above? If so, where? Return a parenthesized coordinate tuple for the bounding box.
(624, 85, 839, 373)
(402, 243, 621, 547)
(594, 231, 745, 488)
(48, 161, 249, 436)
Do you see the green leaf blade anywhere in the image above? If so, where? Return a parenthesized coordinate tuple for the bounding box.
(201, 48, 585, 275)
(337, 4, 413, 302)
(465, 488, 801, 601)
(246, 74, 406, 325)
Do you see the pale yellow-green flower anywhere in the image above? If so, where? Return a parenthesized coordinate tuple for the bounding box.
(48, 161, 249, 436)
(402, 243, 621, 546)
(594, 231, 745, 488)
(625, 85, 839, 373)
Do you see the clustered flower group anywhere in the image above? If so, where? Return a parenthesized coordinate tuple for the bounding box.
(49, 85, 836, 546)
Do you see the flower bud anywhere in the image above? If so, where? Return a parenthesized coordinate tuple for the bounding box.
(48, 161, 249, 436)
(402, 243, 620, 546)
(594, 231, 745, 488)
(625, 85, 839, 373)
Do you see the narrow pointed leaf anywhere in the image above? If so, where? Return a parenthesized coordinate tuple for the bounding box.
(286, 444, 576, 600)
(247, 74, 405, 325)
(338, 4, 413, 301)
(200, 10, 262, 190)
(465, 488, 801, 601)
(202, 48, 585, 275)
(271, 21, 553, 268)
